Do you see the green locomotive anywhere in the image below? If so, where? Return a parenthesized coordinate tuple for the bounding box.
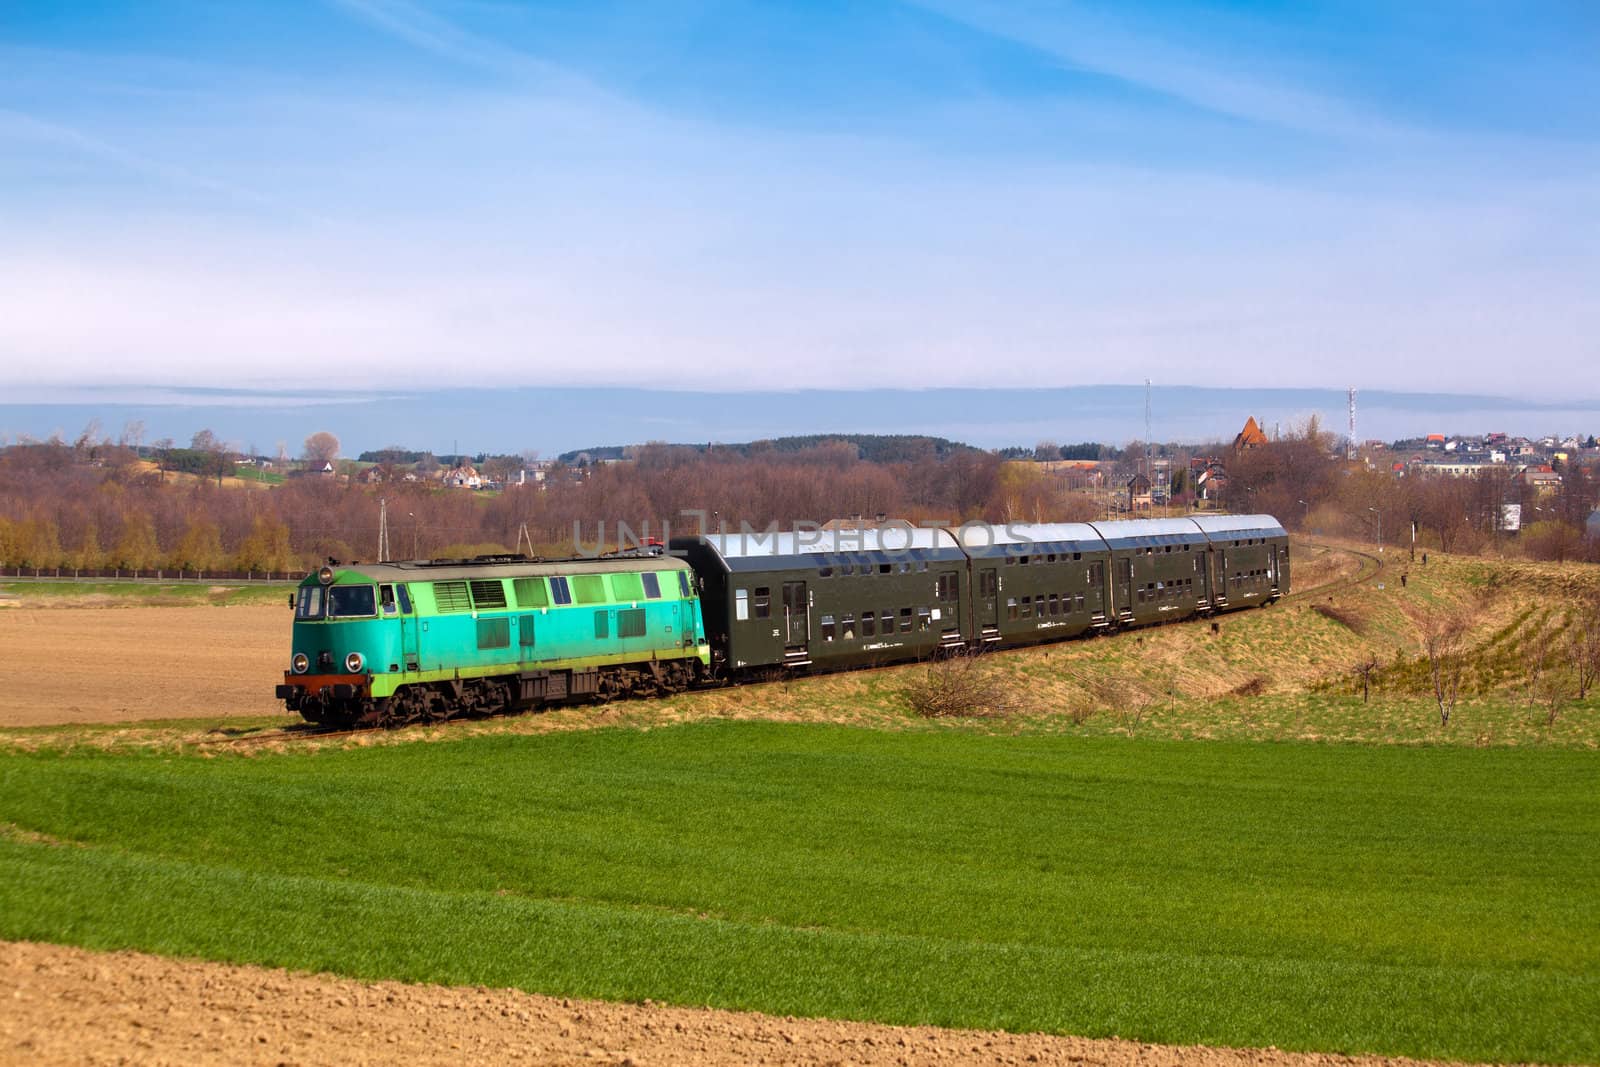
(276, 554, 709, 728)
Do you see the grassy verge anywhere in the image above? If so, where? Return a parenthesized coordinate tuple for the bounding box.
(2, 722, 1595, 1062)
(0, 580, 294, 606)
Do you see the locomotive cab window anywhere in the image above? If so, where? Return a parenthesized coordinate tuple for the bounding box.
(295, 586, 325, 620)
(328, 585, 376, 618)
(379, 585, 398, 614)
(641, 573, 662, 598)
(396, 584, 412, 614)
(678, 571, 692, 598)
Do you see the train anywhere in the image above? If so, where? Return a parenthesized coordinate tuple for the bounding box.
(276, 514, 1289, 728)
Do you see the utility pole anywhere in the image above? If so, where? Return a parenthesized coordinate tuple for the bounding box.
(378, 498, 390, 562)
(1347, 387, 1357, 462)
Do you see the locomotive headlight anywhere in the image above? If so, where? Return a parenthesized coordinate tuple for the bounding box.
(344, 652, 365, 674)
(318, 566, 335, 585)
(291, 653, 309, 674)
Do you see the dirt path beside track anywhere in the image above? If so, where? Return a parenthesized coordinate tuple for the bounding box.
(3, 940, 1491, 1067)
(0, 604, 286, 726)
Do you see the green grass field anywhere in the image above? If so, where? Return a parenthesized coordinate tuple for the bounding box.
(2, 722, 1595, 1063)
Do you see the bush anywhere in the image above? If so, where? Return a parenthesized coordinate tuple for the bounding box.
(903, 650, 1019, 719)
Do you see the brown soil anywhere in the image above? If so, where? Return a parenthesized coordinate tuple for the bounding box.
(0, 604, 286, 726)
(2, 940, 1486, 1067)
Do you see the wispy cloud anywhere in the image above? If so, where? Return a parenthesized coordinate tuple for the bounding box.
(0, 106, 313, 220)
(912, 0, 1422, 145)
(326, 0, 579, 90)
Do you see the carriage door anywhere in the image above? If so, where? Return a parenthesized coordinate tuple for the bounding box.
(782, 581, 809, 648)
(1117, 557, 1135, 620)
(978, 567, 999, 642)
(1268, 545, 1280, 594)
(1217, 549, 1228, 604)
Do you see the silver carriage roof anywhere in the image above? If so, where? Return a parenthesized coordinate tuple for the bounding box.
(950, 522, 1105, 556)
(954, 518, 1209, 555)
(687, 525, 966, 573)
(1190, 514, 1287, 540)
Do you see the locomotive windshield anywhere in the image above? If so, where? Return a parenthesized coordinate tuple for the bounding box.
(328, 584, 378, 618)
(295, 586, 324, 620)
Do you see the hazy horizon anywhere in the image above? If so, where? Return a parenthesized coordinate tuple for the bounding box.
(3, 383, 1594, 459)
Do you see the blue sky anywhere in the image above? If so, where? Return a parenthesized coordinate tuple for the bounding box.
(2, 1, 1597, 398)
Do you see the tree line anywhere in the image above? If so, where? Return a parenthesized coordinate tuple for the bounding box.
(1, 422, 1595, 574)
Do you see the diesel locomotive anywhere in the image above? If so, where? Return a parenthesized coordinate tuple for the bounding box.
(277, 514, 1287, 728)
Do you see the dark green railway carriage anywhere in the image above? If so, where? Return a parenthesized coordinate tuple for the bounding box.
(950, 522, 1111, 646)
(1083, 518, 1213, 627)
(671, 528, 969, 674)
(277, 554, 709, 726)
(1191, 514, 1288, 609)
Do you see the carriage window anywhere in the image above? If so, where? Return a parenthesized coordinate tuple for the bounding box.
(518, 615, 536, 647)
(899, 608, 913, 632)
(917, 607, 932, 630)
(979, 570, 998, 597)
(821, 614, 836, 640)
(295, 586, 324, 620)
(380, 585, 398, 615)
(753, 587, 771, 618)
(735, 589, 749, 621)
(476, 618, 509, 649)
(861, 612, 876, 637)
(936, 573, 958, 601)
(1048, 594, 1059, 616)
(1020, 596, 1032, 618)
(641, 572, 662, 598)
(879, 563, 892, 574)
(818, 566, 833, 578)
(841, 613, 856, 639)
(1007, 597, 1018, 620)
(328, 584, 377, 618)
(549, 577, 572, 605)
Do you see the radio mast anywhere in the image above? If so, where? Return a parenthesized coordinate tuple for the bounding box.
(1347, 387, 1357, 461)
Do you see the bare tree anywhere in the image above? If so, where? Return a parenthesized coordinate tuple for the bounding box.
(1572, 594, 1600, 700)
(1352, 655, 1380, 703)
(1418, 607, 1468, 726)
(303, 431, 341, 471)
